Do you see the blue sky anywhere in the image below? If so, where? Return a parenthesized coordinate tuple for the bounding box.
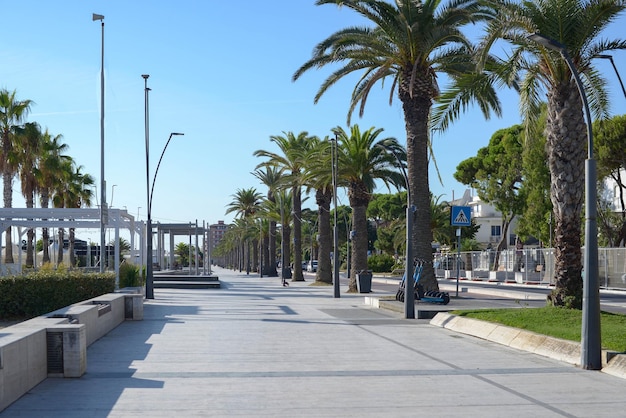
(2, 1, 625, 243)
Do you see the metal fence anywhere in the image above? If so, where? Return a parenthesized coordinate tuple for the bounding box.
(434, 248, 626, 290)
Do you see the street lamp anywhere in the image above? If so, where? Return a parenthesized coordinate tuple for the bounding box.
(377, 141, 415, 319)
(145, 127, 185, 299)
(331, 132, 340, 298)
(593, 54, 626, 99)
(528, 33, 601, 370)
(92, 13, 106, 274)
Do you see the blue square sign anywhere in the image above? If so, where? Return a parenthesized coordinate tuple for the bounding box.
(451, 206, 471, 226)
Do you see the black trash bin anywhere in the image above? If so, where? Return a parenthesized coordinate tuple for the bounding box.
(282, 267, 292, 279)
(356, 271, 372, 293)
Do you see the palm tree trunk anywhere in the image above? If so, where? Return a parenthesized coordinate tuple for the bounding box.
(268, 220, 278, 276)
(400, 81, 437, 291)
(3, 171, 14, 264)
(546, 81, 586, 309)
(350, 203, 368, 292)
(57, 228, 64, 265)
(316, 188, 332, 284)
(292, 186, 304, 281)
(69, 227, 76, 267)
(40, 190, 50, 263)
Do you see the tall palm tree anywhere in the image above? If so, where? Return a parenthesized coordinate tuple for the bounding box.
(254, 132, 316, 282)
(51, 158, 75, 265)
(64, 165, 94, 266)
(294, 0, 499, 290)
(38, 129, 71, 264)
(478, 0, 626, 308)
(335, 125, 404, 292)
(225, 188, 263, 274)
(252, 166, 283, 276)
(274, 190, 293, 280)
(15, 122, 42, 267)
(0, 89, 33, 263)
(302, 137, 334, 284)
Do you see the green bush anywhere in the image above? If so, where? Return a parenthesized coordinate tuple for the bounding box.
(0, 269, 115, 319)
(119, 262, 144, 288)
(368, 253, 395, 273)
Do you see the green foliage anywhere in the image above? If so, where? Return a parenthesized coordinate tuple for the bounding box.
(454, 306, 626, 352)
(0, 270, 115, 319)
(175, 242, 190, 267)
(367, 253, 395, 273)
(118, 262, 144, 288)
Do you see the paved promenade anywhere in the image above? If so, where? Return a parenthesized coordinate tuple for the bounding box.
(4, 267, 626, 417)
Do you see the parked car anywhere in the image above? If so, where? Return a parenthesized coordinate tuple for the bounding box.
(306, 260, 318, 272)
(302, 262, 308, 271)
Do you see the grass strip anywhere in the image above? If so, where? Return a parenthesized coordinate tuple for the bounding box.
(452, 306, 626, 352)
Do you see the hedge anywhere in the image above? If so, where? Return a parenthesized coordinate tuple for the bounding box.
(0, 269, 116, 319)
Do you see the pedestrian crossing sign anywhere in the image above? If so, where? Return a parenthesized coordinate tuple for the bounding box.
(451, 206, 471, 226)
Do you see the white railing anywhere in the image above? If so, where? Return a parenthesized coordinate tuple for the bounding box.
(434, 247, 626, 289)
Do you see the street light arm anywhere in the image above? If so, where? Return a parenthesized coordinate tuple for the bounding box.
(149, 132, 184, 215)
(375, 142, 410, 203)
(527, 33, 594, 159)
(594, 54, 626, 100)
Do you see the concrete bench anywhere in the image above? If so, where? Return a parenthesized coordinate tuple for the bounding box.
(0, 291, 143, 412)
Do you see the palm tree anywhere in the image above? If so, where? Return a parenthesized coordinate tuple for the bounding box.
(225, 188, 263, 274)
(252, 166, 283, 276)
(0, 89, 33, 263)
(478, 0, 626, 308)
(254, 132, 316, 282)
(274, 190, 293, 280)
(15, 122, 42, 267)
(335, 125, 404, 292)
(302, 137, 334, 284)
(38, 130, 71, 264)
(64, 165, 94, 266)
(294, 0, 499, 290)
(51, 158, 75, 265)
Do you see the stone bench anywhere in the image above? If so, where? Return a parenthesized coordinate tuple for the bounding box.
(0, 291, 143, 412)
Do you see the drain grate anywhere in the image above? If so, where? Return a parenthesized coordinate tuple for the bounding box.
(46, 331, 64, 374)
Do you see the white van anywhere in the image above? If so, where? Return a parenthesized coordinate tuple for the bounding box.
(306, 260, 318, 272)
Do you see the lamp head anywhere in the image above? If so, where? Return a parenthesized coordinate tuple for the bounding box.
(142, 74, 150, 80)
(171, 132, 184, 136)
(528, 33, 565, 53)
(92, 13, 104, 21)
(593, 54, 613, 60)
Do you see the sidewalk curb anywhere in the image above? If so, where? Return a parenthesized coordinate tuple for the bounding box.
(430, 312, 626, 378)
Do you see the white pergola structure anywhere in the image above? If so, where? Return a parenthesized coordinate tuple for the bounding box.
(0, 208, 143, 287)
(154, 221, 206, 274)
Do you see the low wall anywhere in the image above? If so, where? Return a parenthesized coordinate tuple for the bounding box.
(0, 291, 143, 412)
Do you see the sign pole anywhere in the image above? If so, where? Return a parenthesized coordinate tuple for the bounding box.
(451, 206, 471, 298)
(456, 228, 461, 297)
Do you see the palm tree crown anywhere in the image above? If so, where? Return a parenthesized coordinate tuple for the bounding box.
(478, 0, 626, 308)
(294, 0, 500, 290)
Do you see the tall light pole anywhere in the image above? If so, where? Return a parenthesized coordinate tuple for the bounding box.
(378, 141, 415, 318)
(528, 33, 601, 370)
(146, 128, 185, 299)
(93, 13, 106, 273)
(331, 132, 340, 298)
(143, 75, 153, 299)
(593, 54, 626, 100)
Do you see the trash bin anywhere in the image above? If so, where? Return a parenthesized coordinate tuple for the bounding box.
(282, 267, 292, 279)
(356, 270, 372, 293)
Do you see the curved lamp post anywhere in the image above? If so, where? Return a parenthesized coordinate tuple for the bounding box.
(377, 141, 415, 319)
(528, 33, 601, 370)
(143, 76, 183, 300)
